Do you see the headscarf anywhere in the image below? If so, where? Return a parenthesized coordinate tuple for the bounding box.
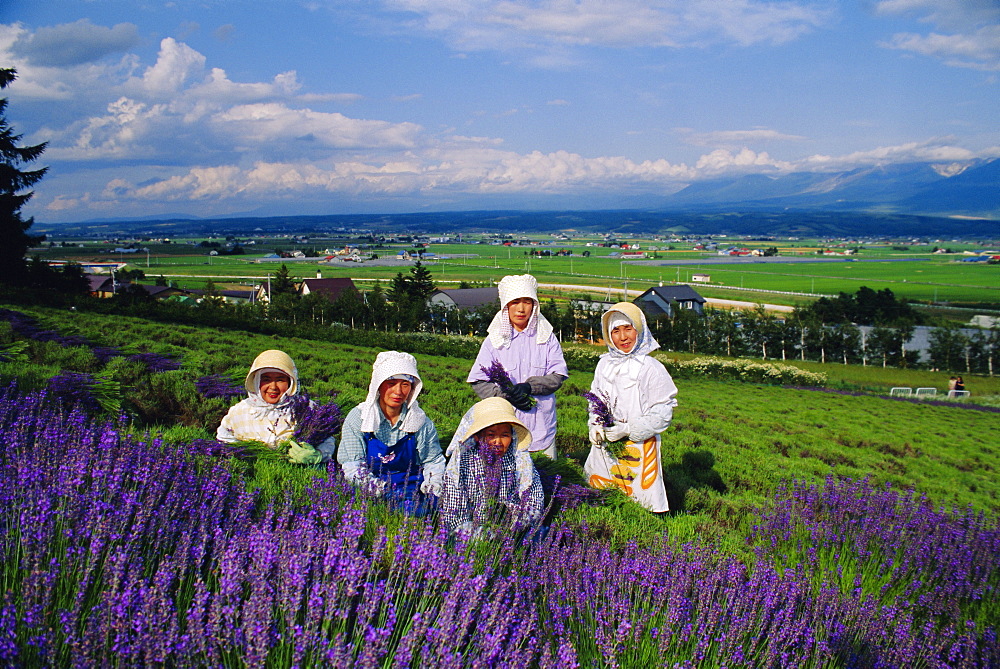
(486, 274, 554, 349)
(359, 351, 428, 433)
(241, 349, 299, 420)
(597, 302, 660, 388)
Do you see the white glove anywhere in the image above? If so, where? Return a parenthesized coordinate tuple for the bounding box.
(286, 440, 323, 465)
(588, 424, 606, 446)
(420, 477, 443, 496)
(604, 423, 630, 442)
(365, 477, 387, 496)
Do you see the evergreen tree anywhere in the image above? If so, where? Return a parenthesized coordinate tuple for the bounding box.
(269, 264, 297, 297)
(0, 68, 47, 285)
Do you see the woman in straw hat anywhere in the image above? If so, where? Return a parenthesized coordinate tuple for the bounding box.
(466, 274, 568, 459)
(216, 349, 334, 464)
(440, 397, 545, 538)
(584, 303, 677, 512)
(338, 351, 445, 516)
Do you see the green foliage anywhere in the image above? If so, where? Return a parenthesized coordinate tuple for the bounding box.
(801, 286, 923, 326)
(0, 68, 48, 286)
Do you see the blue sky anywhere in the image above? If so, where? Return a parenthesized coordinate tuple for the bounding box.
(2, 0, 998, 223)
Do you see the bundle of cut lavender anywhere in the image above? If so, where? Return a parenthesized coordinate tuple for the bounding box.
(581, 390, 628, 458)
(480, 359, 535, 409)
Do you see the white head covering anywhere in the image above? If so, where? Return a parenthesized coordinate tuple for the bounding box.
(243, 349, 299, 408)
(486, 274, 554, 348)
(598, 302, 660, 388)
(359, 351, 427, 433)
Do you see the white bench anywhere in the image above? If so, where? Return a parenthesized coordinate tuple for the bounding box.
(890, 387, 912, 396)
(915, 387, 937, 397)
(947, 390, 970, 399)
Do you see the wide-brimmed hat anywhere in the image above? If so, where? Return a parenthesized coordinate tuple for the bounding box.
(461, 397, 532, 451)
(245, 349, 298, 396)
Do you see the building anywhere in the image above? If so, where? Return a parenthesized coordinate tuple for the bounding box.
(428, 287, 499, 310)
(634, 285, 707, 318)
(297, 277, 359, 302)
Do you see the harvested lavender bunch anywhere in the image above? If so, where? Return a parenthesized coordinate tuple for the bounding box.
(581, 390, 616, 428)
(128, 351, 182, 372)
(195, 374, 244, 399)
(581, 390, 628, 457)
(91, 346, 123, 364)
(480, 359, 535, 409)
(45, 371, 120, 415)
(186, 438, 246, 458)
(290, 392, 344, 446)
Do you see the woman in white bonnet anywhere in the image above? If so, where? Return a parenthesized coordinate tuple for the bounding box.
(337, 351, 446, 516)
(216, 349, 334, 464)
(584, 302, 677, 512)
(466, 274, 568, 459)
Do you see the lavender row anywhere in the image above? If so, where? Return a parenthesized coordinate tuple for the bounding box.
(1, 386, 996, 667)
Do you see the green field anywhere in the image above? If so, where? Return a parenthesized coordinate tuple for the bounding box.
(35, 235, 1000, 308)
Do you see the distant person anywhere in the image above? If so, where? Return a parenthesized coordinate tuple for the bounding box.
(584, 302, 677, 513)
(467, 274, 568, 459)
(216, 349, 334, 464)
(948, 377, 958, 392)
(440, 397, 545, 539)
(955, 376, 965, 392)
(338, 351, 445, 516)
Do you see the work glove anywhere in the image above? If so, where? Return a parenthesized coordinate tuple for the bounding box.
(287, 440, 324, 465)
(507, 383, 534, 411)
(604, 423, 630, 443)
(588, 424, 606, 446)
(420, 477, 443, 497)
(365, 477, 387, 496)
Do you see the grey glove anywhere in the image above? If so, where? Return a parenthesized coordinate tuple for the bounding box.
(508, 383, 533, 411)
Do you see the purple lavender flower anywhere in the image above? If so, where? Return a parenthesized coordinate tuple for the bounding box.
(480, 359, 535, 409)
(128, 352, 181, 372)
(290, 392, 344, 446)
(581, 390, 615, 428)
(195, 374, 244, 399)
(45, 372, 102, 415)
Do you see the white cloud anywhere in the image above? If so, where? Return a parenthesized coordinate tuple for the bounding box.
(798, 138, 979, 169)
(381, 0, 832, 59)
(10, 19, 139, 67)
(876, 0, 1000, 70)
(681, 128, 809, 146)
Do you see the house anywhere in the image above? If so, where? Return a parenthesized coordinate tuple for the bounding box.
(428, 287, 499, 311)
(87, 274, 117, 298)
(634, 285, 706, 318)
(691, 273, 711, 283)
(297, 277, 359, 303)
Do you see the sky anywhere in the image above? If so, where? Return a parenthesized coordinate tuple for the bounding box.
(1, 0, 999, 224)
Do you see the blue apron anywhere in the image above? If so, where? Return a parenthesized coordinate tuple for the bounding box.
(362, 431, 423, 492)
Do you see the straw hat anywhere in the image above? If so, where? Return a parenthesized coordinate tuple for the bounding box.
(461, 397, 532, 451)
(245, 349, 298, 396)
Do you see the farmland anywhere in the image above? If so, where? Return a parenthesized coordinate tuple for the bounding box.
(35, 233, 1000, 310)
(2, 300, 1000, 665)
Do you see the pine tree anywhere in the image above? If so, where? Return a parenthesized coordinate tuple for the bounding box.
(0, 68, 47, 285)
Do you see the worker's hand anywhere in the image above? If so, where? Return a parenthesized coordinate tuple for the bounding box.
(287, 440, 323, 465)
(604, 423, 630, 442)
(588, 424, 606, 446)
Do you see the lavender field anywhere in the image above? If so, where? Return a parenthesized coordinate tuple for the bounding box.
(1, 305, 999, 667)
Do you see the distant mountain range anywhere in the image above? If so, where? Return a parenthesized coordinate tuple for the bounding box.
(664, 159, 1000, 215)
(39, 160, 999, 239)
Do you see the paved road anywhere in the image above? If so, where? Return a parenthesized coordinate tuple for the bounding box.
(537, 283, 795, 313)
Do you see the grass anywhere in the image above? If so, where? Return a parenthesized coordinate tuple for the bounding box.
(5, 301, 999, 552)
